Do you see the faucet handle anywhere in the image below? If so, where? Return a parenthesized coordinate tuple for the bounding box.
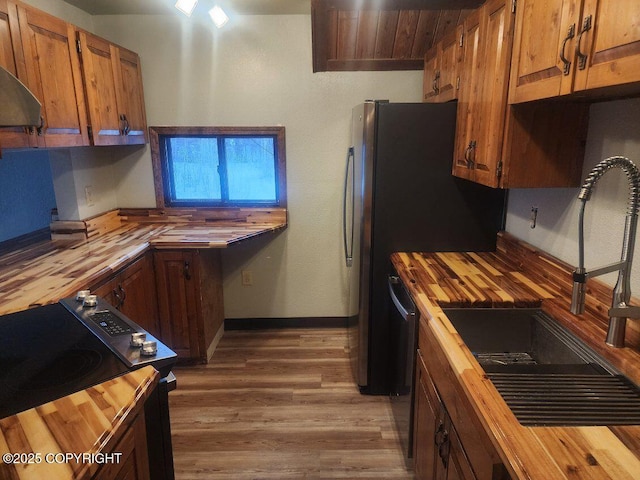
(608, 304, 640, 318)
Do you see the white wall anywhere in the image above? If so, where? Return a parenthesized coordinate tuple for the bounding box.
(506, 98, 640, 290)
(90, 14, 423, 319)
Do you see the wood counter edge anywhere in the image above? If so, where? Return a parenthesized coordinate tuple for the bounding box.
(0, 366, 159, 480)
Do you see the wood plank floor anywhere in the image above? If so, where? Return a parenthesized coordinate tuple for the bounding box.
(169, 328, 415, 479)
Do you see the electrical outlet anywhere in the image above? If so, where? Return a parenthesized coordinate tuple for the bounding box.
(85, 185, 95, 207)
(241, 270, 253, 286)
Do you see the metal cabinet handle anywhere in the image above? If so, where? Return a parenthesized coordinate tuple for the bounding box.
(559, 23, 575, 75)
(113, 287, 123, 309)
(184, 260, 192, 280)
(438, 430, 450, 467)
(464, 140, 476, 168)
(120, 114, 130, 135)
(432, 70, 440, 94)
(36, 116, 45, 136)
(434, 422, 446, 446)
(576, 15, 592, 71)
(118, 284, 126, 304)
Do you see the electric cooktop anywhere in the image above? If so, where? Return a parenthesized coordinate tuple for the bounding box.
(0, 303, 130, 418)
(0, 296, 176, 419)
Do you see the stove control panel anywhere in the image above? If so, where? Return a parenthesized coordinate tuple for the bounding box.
(89, 310, 135, 336)
(60, 293, 177, 376)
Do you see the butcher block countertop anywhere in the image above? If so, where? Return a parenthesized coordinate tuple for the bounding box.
(391, 232, 640, 480)
(0, 209, 286, 316)
(0, 366, 158, 480)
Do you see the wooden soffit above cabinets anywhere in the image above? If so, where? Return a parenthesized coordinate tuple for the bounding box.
(311, 0, 484, 72)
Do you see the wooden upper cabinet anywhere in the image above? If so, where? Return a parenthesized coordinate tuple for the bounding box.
(77, 31, 122, 145)
(452, 0, 588, 188)
(509, 0, 640, 103)
(0, 0, 33, 148)
(114, 47, 148, 145)
(452, 9, 481, 181)
(452, 0, 514, 188)
(508, 0, 582, 103)
(0, 1, 147, 151)
(423, 27, 463, 103)
(16, 3, 88, 147)
(573, 0, 640, 94)
(78, 31, 148, 146)
(470, 0, 514, 188)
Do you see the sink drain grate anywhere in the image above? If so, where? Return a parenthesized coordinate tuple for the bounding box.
(474, 352, 536, 366)
(488, 373, 640, 426)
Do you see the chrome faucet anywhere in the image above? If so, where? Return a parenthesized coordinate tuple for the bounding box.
(570, 156, 640, 347)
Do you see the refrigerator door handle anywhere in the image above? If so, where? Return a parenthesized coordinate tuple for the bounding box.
(343, 146, 355, 267)
(388, 275, 416, 322)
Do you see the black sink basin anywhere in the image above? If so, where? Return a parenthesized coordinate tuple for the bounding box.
(441, 308, 640, 426)
(442, 308, 610, 375)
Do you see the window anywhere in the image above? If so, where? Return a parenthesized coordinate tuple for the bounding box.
(150, 126, 286, 208)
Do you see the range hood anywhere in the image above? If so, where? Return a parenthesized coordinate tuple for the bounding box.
(0, 65, 41, 127)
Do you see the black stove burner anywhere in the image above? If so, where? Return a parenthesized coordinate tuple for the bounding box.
(0, 303, 129, 418)
(23, 348, 103, 391)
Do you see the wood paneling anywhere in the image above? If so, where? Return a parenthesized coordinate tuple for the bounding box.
(169, 328, 414, 479)
(312, 0, 479, 71)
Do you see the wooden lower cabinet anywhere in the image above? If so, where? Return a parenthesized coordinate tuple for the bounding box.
(414, 350, 441, 479)
(415, 350, 477, 480)
(93, 412, 150, 480)
(153, 249, 224, 362)
(91, 252, 160, 337)
(414, 323, 510, 480)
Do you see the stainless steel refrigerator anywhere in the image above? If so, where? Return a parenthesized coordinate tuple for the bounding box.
(343, 100, 506, 394)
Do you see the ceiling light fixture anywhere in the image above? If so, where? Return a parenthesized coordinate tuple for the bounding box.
(209, 5, 229, 28)
(175, 0, 198, 17)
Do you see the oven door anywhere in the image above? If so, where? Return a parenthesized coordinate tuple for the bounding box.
(388, 273, 418, 463)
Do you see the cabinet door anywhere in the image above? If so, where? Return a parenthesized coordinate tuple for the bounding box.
(16, 4, 88, 147)
(94, 412, 150, 480)
(0, 0, 34, 148)
(154, 250, 201, 360)
(471, 0, 515, 188)
(453, 9, 482, 180)
(78, 31, 123, 146)
(437, 27, 462, 103)
(414, 350, 440, 480)
(446, 427, 477, 480)
(573, 0, 640, 92)
(423, 48, 439, 102)
(114, 47, 148, 145)
(508, 0, 582, 103)
(118, 254, 160, 337)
